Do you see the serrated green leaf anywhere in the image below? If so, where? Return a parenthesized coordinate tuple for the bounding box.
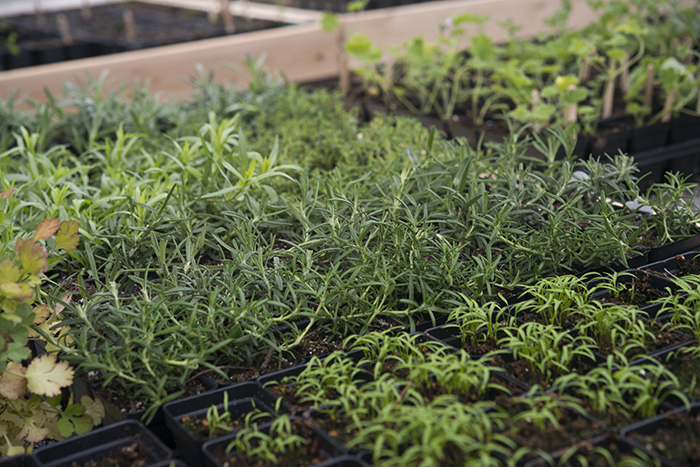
(606, 48, 627, 62)
(81, 396, 105, 426)
(14, 237, 48, 276)
(561, 87, 588, 105)
(321, 12, 340, 31)
(345, 33, 382, 64)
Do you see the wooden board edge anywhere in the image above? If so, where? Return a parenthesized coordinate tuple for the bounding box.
(0, 0, 602, 101)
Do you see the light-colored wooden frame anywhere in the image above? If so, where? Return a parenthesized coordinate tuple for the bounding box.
(0, 0, 599, 101)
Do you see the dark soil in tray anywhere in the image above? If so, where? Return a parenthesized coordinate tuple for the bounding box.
(211, 354, 302, 385)
(214, 418, 328, 467)
(310, 412, 361, 447)
(627, 411, 700, 465)
(501, 405, 604, 461)
(598, 274, 671, 308)
(181, 411, 274, 441)
(71, 437, 148, 467)
(295, 330, 345, 358)
(544, 434, 649, 467)
(676, 253, 700, 276)
(591, 322, 691, 360)
(498, 358, 589, 388)
(411, 373, 525, 407)
(666, 349, 700, 401)
(94, 376, 210, 415)
(265, 383, 318, 413)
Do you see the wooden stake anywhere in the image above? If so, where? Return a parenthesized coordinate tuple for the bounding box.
(602, 82, 614, 120)
(684, 36, 693, 66)
(34, 0, 46, 26)
(661, 89, 675, 123)
(620, 52, 629, 94)
(81, 0, 92, 20)
(56, 14, 74, 46)
(532, 89, 541, 133)
(220, 0, 235, 35)
(123, 7, 136, 41)
(563, 84, 578, 128)
(580, 56, 590, 84)
(644, 64, 655, 109)
(338, 26, 349, 93)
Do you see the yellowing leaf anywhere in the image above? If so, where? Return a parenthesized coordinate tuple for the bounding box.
(0, 362, 27, 400)
(0, 189, 15, 200)
(14, 237, 49, 276)
(0, 258, 21, 284)
(54, 220, 80, 252)
(53, 293, 72, 316)
(81, 396, 105, 426)
(32, 305, 50, 325)
(0, 282, 35, 303)
(2, 441, 25, 457)
(16, 411, 49, 443)
(33, 219, 60, 241)
(24, 354, 74, 397)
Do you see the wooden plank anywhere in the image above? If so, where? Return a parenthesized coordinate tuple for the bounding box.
(0, 22, 339, 100)
(0, 0, 600, 101)
(0, 0, 119, 18)
(140, 0, 323, 24)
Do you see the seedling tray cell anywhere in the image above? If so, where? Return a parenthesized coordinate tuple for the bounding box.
(590, 269, 678, 320)
(163, 381, 279, 466)
(522, 433, 653, 467)
(201, 417, 347, 467)
(0, 456, 41, 467)
(621, 402, 700, 467)
(33, 420, 172, 467)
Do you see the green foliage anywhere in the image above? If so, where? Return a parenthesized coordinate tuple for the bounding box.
(0, 217, 103, 455)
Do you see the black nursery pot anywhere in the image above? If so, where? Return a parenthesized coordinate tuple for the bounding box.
(90, 374, 217, 449)
(554, 135, 591, 160)
(629, 122, 671, 154)
(522, 433, 648, 467)
(648, 232, 700, 263)
(669, 114, 700, 144)
(589, 117, 634, 158)
(0, 455, 40, 467)
(201, 417, 347, 467)
(33, 420, 172, 467)
(621, 401, 700, 467)
(644, 250, 700, 278)
(162, 381, 279, 467)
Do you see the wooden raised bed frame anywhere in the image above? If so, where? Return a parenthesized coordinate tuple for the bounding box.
(0, 0, 599, 101)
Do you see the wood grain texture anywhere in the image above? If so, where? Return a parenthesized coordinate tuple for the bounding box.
(0, 0, 598, 101)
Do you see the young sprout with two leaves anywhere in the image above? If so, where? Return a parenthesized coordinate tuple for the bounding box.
(510, 274, 594, 327)
(447, 297, 516, 352)
(226, 415, 311, 464)
(498, 322, 596, 386)
(578, 303, 658, 359)
(347, 330, 450, 379)
(553, 356, 691, 427)
(274, 352, 366, 409)
(397, 350, 518, 406)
